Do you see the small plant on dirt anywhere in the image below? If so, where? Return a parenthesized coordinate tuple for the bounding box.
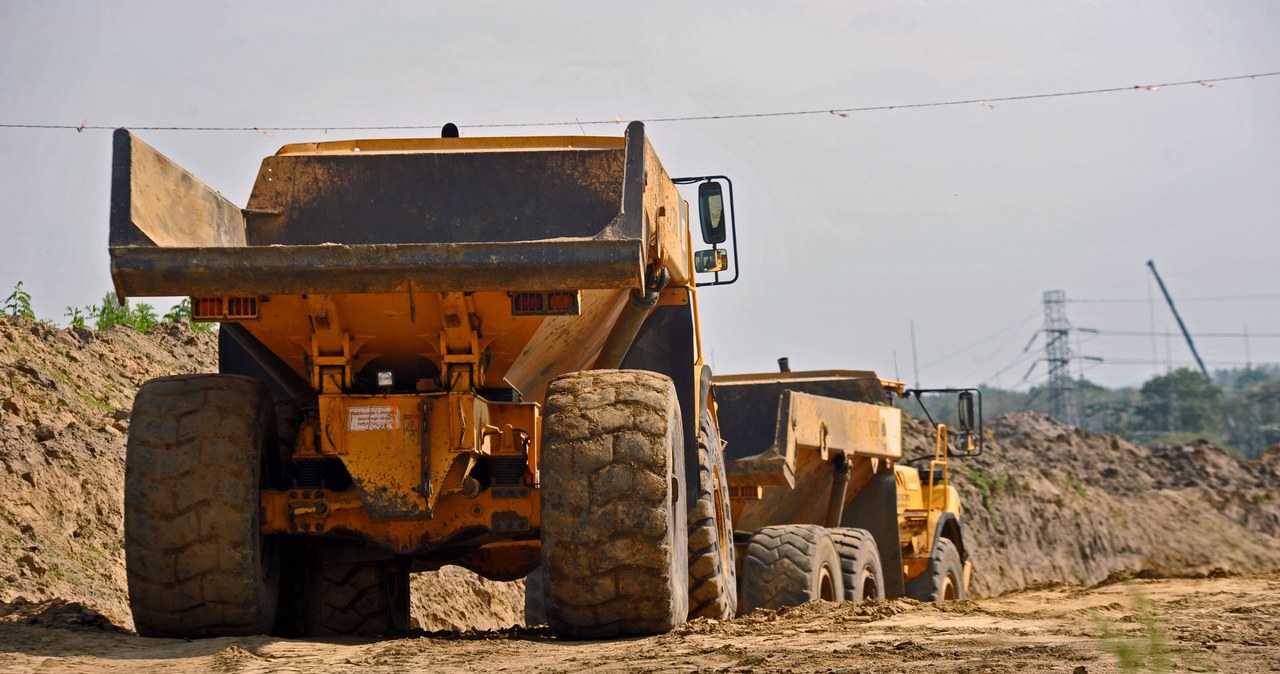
(163, 298, 215, 332)
(1093, 589, 1172, 673)
(65, 306, 90, 329)
(1252, 491, 1276, 504)
(131, 302, 159, 332)
(958, 465, 1008, 514)
(3, 282, 35, 319)
(91, 292, 160, 333)
(93, 293, 131, 330)
(1066, 476, 1088, 499)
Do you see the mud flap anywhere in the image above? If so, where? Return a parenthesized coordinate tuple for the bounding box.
(620, 304, 699, 509)
(839, 470, 905, 597)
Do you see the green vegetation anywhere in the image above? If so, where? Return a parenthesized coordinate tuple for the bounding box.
(6, 282, 212, 334)
(3, 281, 35, 318)
(87, 292, 158, 332)
(958, 465, 1008, 514)
(1065, 476, 1088, 499)
(958, 365, 1280, 459)
(162, 298, 215, 332)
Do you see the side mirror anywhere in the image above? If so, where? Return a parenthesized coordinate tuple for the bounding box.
(698, 182, 727, 245)
(958, 391, 975, 432)
(694, 248, 728, 273)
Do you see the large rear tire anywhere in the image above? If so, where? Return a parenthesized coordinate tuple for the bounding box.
(688, 411, 736, 620)
(540, 369, 689, 638)
(828, 528, 885, 601)
(740, 524, 843, 613)
(905, 537, 965, 602)
(125, 374, 280, 638)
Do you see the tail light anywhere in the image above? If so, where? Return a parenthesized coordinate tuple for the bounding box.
(191, 296, 260, 321)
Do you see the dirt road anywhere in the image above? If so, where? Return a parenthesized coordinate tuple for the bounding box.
(3, 573, 1277, 673)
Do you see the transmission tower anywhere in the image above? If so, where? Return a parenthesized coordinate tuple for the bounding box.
(1042, 290, 1080, 427)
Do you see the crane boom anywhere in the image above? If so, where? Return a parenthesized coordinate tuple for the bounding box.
(1146, 259, 1210, 380)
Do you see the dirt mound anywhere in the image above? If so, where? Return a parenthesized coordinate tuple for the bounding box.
(928, 411, 1280, 596)
(0, 316, 524, 632)
(0, 318, 217, 626)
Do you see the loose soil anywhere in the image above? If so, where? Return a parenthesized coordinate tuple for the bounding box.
(1, 574, 1276, 672)
(1, 316, 1278, 672)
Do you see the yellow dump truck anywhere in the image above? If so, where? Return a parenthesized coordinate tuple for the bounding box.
(111, 123, 976, 640)
(112, 123, 740, 639)
(714, 369, 981, 609)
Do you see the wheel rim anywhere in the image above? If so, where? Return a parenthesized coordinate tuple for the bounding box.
(860, 569, 878, 601)
(942, 573, 957, 601)
(818, 564, 837, 602)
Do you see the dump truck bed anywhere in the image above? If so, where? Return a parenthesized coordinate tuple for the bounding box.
(714, 370, 905, 532)
(108, 123, 690, 297)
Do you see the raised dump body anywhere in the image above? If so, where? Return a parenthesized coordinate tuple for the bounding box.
(111, 124, 739, 640)
(111, 124, 692, 401)
(713, 370, 971, 609)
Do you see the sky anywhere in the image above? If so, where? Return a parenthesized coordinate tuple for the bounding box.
(1, 1, 1278, 390)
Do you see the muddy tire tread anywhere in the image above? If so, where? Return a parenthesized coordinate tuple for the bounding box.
(740, 524, 843, 612)
(687, 416, 736, 619)
(308, 561, 406, 637)
(905, 537, 965, 602)
(540, 369, 688, 638)
(828, 527, 885, 601)
(125, 374, 278, 638)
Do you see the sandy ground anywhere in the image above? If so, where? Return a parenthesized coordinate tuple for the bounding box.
(2, 572, 1277, 674)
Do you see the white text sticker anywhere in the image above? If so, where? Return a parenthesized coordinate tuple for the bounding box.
(348, 406, 401, 431)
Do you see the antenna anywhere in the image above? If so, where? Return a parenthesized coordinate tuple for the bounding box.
(910, 319, 921, 389)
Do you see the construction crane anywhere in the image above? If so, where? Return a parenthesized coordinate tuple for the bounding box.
(1146, 260, 1211, 381)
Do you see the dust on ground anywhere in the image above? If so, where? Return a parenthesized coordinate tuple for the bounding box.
(1, 315, 1279, 672)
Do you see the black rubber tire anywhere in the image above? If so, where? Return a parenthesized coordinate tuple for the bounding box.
(740, 524, 844, 613)
(905, 537, 965, 602)
(304, 559, 410, 637)
(273, 544, 410, 638)
(523, 566, 546, 626)
(828, 528, 885, 601)
(540, 369, 689, 638)
(124, 374, 280, 638)
(688, 411, 736, 620)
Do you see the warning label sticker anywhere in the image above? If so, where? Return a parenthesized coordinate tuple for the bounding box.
(347, 406, 401, 431)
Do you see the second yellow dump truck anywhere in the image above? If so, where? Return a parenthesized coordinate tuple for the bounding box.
(714, 368, 981, 610)
(110, 122, 977, 640)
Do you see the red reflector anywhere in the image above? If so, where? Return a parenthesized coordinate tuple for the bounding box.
(512, 291, 580, 316)
(512, 293, 544, 314)
(547, 292, 577, 313)
(190, 296, 259, 321)
(225, 296, 258, 319)
(192, 297, 222, 320)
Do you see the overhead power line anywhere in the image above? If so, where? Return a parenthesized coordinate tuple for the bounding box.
(1068, 293, 1280, 304)
(1091, 330, 1280, 338)
(1, 70, 1277, 133)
